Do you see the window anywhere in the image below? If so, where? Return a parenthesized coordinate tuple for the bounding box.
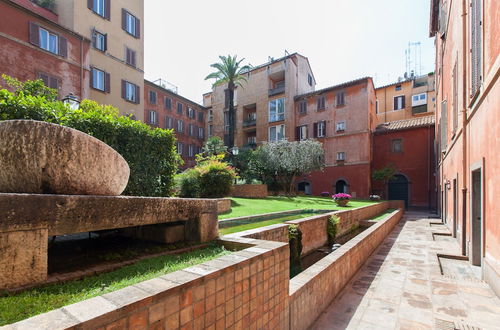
(176, 120, 184, 133)
(336, 92, 345, 106)
(336, 152, 346, 161)
(208, 124, 213, 137)
(395, 84, 402, 91)
(470, 0, 482, 97)
(392, 139, 403, 153)
(39, 28, 58, 54)
(165, 116, 173, 129)
(177, 142, 184, 155)
(317, 96, 325, 110)
(189, 124, 195, 136)
(37, 72, 59, 91)
(92, 30, 107, 51)
(91, 67, 109, 92)
(452, 62, 458, 133)
(198, 112, 204, 122)
(336, 121, 346, 132)
(122, 10, 140, 38)
(188, 107, 195, 119)
(375, 100, 379, 114)
(149, 91, 157, 104)
(198, 127, 205, 139)
(224, 111, 230, 133)
(125, 47, 136, 67)
(299, 100, 307, 114)
(269, 98, 285, 122)
(29, 23, 67, 57)
(308, 74, 313, 86)
(314, 121, 326, 138)
(89, 0, 109, 19)
(177, 102, 183, 114)
(248, 136, 257, 144)
(122, 80, 139, 103)
(393, 95, 405, 110)
(188, 145, 194, 157)
(165, 97, 172, 110)
(298, 125, 308, 141)
(269, 125, 285, 142)
(148, 110, 157, 124)
(208, 109, 213, 122)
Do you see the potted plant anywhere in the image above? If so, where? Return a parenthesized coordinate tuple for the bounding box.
(320, 191, 330, 197)
(369, 194, 381, 201)
(332, 193, 351, 207)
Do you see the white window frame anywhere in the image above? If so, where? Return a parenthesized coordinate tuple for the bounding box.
(317, 121, 326, 138)
(93, 30, 106, 51)
(198, 127, 204, 139)
(336, 152, 346, 161)
(91, 67, 105, 91)
(93, 0, 105, 17)
(336, 92, 345, 106)
(149, 91, 157, 104)
(336, 121, 346, 132)
(248, 136, 257, 144)
(224, 111, 230, 133)
(188, 107, 195, 119)
(165, 116, 173, 129)
(208, 124, 213, 137)
(188, 145, 194, 157)
(177, 120, 184, 133)
(189, 124, 195, 136)
(39, 28, 58, 54)
(299, 125, 308, 140)
(125, 12, 137, 36)
(148, 110, 157, 124)
(125, 82, 136, 102)
(269, 98, 285, 122)
(177, 142, 184, 155)
(394, 95, 404, 110)
(208, 109, 214, 122)
(269, 124, 285, 142)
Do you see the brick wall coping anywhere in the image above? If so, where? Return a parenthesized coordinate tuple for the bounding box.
(6, 237, 289, 329)
(222, 223, 290, 239)
(219, 209, 332, 226)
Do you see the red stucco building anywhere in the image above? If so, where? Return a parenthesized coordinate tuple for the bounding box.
(144, 79, 207, 169)
(372, 116, 436, 209)
(0, 0, 90, 100)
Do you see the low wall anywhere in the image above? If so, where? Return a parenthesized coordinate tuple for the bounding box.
(217, 198, 231, 214)
(286, 201, 391, 256)
(224, 223, 289, 243)
(230, 184, 268, 198)
(289, 209, 403, 330)
(9, 238, 290, 330)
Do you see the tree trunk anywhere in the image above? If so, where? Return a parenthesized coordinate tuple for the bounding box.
(228, 82, 235, 149)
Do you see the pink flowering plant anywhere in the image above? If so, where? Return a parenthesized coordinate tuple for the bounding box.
(332, 193, 352, 206)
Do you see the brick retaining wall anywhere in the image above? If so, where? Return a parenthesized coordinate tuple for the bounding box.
(217, 198, 232, 214)
(288, 209, 403, 330)
(230, 184, 268, 198)
(224, 223, 289, 243)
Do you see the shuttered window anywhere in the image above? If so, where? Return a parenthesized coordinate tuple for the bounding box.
(299, 100, 307, 114)
(177, 103, 183, 114)
(92, 30, 107, 52)
(452, 62, 458, 134)
(29, 22, 67, 57)
(440, 100, 448, 152)
(37, 72, 59, 92)
(314, 121, 326, 138)
(394, 95, 405, 110)
(90, 67, 110, 92)
(88, 0, 110, 19)
(165, 97, 172, 110)
(317, 96, 325, 110)
(336, 92, 345, 106)
(149, 90, 157, 104)
(470, 0, 482, 97)
(125, 48, 136, 67)
(122, 9, 141, 38)
(122, 80, 139, 104)
(165, 116, 173, 129)
(148, 110, 157, 124)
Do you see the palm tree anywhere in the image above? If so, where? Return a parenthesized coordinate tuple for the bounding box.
(205, 55, 251, 149)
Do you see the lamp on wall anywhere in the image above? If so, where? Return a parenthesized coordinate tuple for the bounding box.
(444, 180, 451, 190)
(62, 93, 80, 110)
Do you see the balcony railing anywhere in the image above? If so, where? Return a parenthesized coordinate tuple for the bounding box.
(243, 119, 256, 127)
(412, 105, 428, 115)
(268, 85, 285, 96)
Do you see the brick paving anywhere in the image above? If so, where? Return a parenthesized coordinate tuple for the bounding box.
(312, 211, 500, 330)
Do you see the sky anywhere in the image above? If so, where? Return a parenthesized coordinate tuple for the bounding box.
(144, 0, 435, 104)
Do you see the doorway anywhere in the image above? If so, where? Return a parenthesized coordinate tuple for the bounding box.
(388, 174, 409, 207)
(471, 169, 482, 266)
(335, 180, 348, 194)
(453, 179, 458, 237)
(297, 182, 312, 195)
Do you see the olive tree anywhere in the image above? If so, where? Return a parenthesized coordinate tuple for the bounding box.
(255, 139, 325, 195)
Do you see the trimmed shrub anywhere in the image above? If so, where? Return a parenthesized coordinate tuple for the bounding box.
(327, 215, 340, 245)
(288, 224, 303, 277)
(0, 85, 179, 197)
(175, 169, 201, 198)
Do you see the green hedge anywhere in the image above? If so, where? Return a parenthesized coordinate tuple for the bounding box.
(0, 88, 179, 196)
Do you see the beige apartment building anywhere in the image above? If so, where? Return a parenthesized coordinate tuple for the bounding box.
(54, 0, 144, 120)
(204, 53, 316, 147)
(375, 73, 435, 125)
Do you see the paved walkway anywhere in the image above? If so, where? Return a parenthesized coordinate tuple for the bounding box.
(312, 211, 500, 330)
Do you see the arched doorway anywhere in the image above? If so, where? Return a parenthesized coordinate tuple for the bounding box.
(297, 181, 312, 195)
(388, 174, 409, 207)
(335, 179, 348, 194)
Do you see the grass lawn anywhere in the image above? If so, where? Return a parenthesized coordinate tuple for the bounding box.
(219, 212, 318, 235)
(0, 244, 229, 326)
(369, 209, 396, 221)
(219, 196, 377, 220)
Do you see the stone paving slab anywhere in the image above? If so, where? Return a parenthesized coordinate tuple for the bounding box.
(312, 211, 500, 330)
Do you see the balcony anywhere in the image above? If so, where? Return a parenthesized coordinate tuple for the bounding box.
(243, 119, 256, 128)
(268, 85, 285, 97)
(412, 105, 428, 115)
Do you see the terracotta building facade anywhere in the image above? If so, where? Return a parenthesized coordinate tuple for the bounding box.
(430, 0, 500, 294)
(144, 79, 207, 169)
(0, 0, 90, 100)
(294, 78, 377, 198)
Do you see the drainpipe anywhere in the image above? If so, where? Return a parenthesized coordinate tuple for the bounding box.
(460, 0, 468, 256)
(80, 37, 84, 99)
